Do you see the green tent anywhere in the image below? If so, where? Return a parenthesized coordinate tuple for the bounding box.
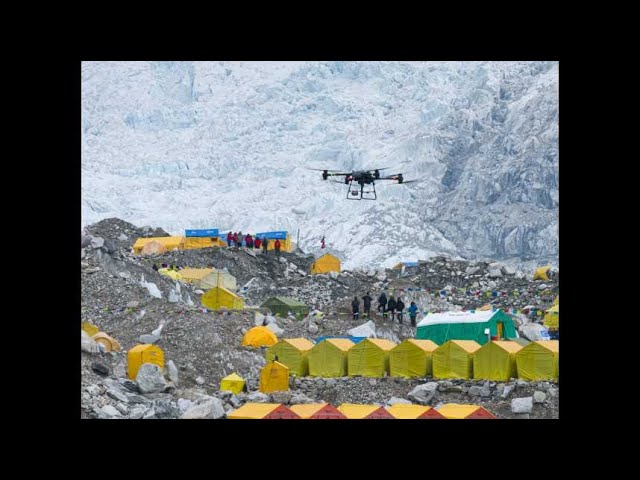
(416, 309, 517, 345)
(261, 296, 309, 318)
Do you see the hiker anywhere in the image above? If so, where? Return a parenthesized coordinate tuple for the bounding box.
(395, 297, 405, 324)
(378, 292, 387, 316)
(254, 237, 262, 250)
(161, 263, 168, 268)
(262, 237, 269, 254)
(152, 264, 159, 271)
(237, 231, 244, 248)
(226, 231, 233, 247)
(321, 236, 326, 249)
(351, 296, 360, 320)
(362, 292, 372, 318)
(232, 232, 238, 247)
(408, 301, 418, 327)
(386, 295, 397, 321)
(274, 238, 281, 258)
(246, 233, 253, 249)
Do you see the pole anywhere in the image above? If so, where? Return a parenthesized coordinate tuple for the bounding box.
(297, 228, 300, 251)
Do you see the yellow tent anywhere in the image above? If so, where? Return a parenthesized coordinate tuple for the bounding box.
(437, 404, 496, 419)
(259, 361, 290, 393)
(134, 236, 185, 254)
(310, 253, 341, 274)
(179, 268, 214, 284)
(227, 403, 280, 419)
(220, 373, 246, 394)
(348, 338, 396, 378)
(473, 341, 522, 381)
(266, 338, 315, 376)
(139, 240, 167, 256)
(242, 326, 278, 348)
(127, 344, 165, 379)
(390, 339, 439, 378)
(201, 286, 244, 310)
(543, 305, 559, 329)
(385, 404, 445, 419)
(183, 237, 217, 250)
(478, 304, 493, 311)
(308, 338, 355, 377)
(91, 332, 122, 352)
(533, 266, 551, 281)
(158, 268, 183, 281)
(516, 340, 559, 380)
(553, 295, 559, 306)
(432, 340, 481, 379)
(81, 322, 99, 337)
(337, 404, 394, 419)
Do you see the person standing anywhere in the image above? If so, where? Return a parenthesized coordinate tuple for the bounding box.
(362, 292, 372, 318)
(386, 295, 397, 322)
(351, 296, 360, 320)
(274, 238, 281, 258)
(378, 292, 387, 316)
(262, 237, 269, 255)
(321, 236, 326, 249)
(395, 297, 405, 324)
(226, 231, 233, 247)
(254, 237, 261, 250)
(408, 301, 418, 327)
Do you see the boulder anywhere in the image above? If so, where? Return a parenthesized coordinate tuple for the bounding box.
(182, 397, 225, 419)
(247, 391, 270, 403)
(386, 397, 412, 406)
(511, 397, 533, 414)
(136, 363, 167, 394)
(407, 382, 439, 405)
(533, 391, 547, 403)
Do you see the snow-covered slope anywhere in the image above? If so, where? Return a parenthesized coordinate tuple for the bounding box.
(82, 61, 558, 270)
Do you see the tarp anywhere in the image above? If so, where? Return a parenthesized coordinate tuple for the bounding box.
(201, 286, 244, 310)
(227, 403, 280, 419)
(432, 340, 481, 379)
(266, 338, 315, 376)
(393, 262, 419, 270)
(242, 326, 278, 348)
(337, 404, 394, 419)
(183, 237, 217, 250)
(416, 309, 517, 345)
(533, 266, 551, 281)
(179, 268, 214, 283)
(289, 403, 347, 419)
(185, 228, 218, 237)
(261, 297, 309, 318)
(543, 305, 559, 329)
(310, 253, 341, 274)
(198, 270, 237, 291)
(259, 361, 290, 393)
(308, 338, 355, 377)
(437, 404, 496, 419)
(220, 373, 245, 394)
(389, 339, 439, 378)
(91, 332, 122, 352)
(127, 344, 165, 380)
(348, 338, 396, 378)
(516, 340, 559, 380)
(473, 341, 522, 381)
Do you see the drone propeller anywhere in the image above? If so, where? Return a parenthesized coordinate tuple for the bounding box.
(307, 168, 350, 174)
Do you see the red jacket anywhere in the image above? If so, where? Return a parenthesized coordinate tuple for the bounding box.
(254, 238, 261, 248)
(274, 239, 281, 249)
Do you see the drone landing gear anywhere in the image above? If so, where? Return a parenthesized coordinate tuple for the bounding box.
(347, 181, 376, 200)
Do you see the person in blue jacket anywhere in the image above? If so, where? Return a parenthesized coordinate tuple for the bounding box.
(408, 301, 419, 327)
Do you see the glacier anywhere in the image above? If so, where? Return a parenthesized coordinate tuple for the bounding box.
(82, 61, 558, 270)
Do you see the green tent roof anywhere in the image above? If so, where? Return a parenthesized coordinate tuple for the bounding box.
(262, 297, 308, 307)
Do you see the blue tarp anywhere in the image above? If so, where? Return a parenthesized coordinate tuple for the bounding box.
(401, 262, 419, 267)
(185, 229, 219, 237)
(255, 231, 288, 240)
(315, 336, 366, 344)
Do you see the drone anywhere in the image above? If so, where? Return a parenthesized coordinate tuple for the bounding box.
(309, 167, 417, 200)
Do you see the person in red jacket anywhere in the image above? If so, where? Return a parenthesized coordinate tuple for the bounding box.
(232, 232, 238, 247)
(274, 239, 281, 258)
(226, 231, 233, 248)
(254, 237, 261, 250)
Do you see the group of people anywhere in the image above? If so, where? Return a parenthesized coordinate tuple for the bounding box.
(350, 292, 420, 326)
(152, 263, 180, 271)
(225, 232, 282, 257)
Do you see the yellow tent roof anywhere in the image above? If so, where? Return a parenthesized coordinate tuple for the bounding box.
(553, 295, 559, 305)
(366, 338, 397, 351)
(492, 341, 523, 354)
(222, 373, 244, 382)
(450, 340, 482, 353)
(385, 404, 430, 419)
(533, 266, 551, 280)
(535, 340, 559, 352)
(227, 403, 280, 419)
(546, 305, 559, 314)
(437, 403, 480, 419)
(179, 268, 214, 280)
(337, 404, 379, 419)
(326, 339, 355, 351)
(478, 304, 493, 311)
(242, 326, 278, 347)
(407, 339, 439, 352)
(283, 338, 315, 351)
(158, 268, 182, 280)
(289, 403, 328, 418)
